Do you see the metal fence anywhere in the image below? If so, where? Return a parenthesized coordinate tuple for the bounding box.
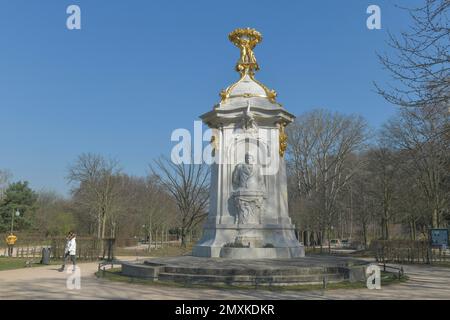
(370, 240, 449, 264)
(0, 234, 101, 261)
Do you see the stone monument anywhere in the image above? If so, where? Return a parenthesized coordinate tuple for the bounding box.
(192, 28, 305, 259)
(121, 29, 368, 285)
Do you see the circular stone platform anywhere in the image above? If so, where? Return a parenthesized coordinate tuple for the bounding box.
(121, 255, 369, 286)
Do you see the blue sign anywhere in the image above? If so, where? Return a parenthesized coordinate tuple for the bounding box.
(430, 229, 449, 247)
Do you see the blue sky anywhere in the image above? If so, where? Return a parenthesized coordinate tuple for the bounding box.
(0, 0, 421, 195)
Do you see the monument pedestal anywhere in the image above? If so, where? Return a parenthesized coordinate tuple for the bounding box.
(121, 28, 371, 285)
(122, 29, 369, 288)
(193, 222, 304, 258)
(192, 28, 304, 259)
(122, 256, 369, 285)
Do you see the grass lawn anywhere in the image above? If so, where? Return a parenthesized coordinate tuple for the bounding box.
(115, 244, 194, 258)
(96, 268, 408, 292)
(0, 257, 83, 271)
(0, 243, 196, 271)
(0, 257, 31, 271)
(304, 247, 374, 258)
(429, 261, 450, 268)
(0, 257, 53, 271)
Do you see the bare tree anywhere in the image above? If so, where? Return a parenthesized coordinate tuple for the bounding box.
(109, 175, 147, 240)
(138, 175, 177, 250)
(0, 170, 11, 201)
(287, 110, 369, 250)
(366, 146, 402, 240)
(382, 105, 449, 228)
(347, 161, 376, 248)
(151, 156, 210, 247)
(67, 153, 122, 250)
(375, 0, 449, 108)
(34, 190, 75, 236)
(395, 168, 429, 240)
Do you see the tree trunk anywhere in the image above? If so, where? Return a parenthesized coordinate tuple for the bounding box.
(381, 217, 389, 240)
(327, 227, 331, 253)
(349, 190, 354, 240)
(101, 213, 107, 239)
(110, 221, 116, 238)
(318, 232, 322, 250)
(181, 228, 187, 248)
(147, 217, 153, 252)
(100, 212, 107, 257)
(147, 229, 152, 252)
(432, 207, 439, 228)
(97, 212, 102, 240)
(307, 232, 310, 250)
(362, 221, 368, 249)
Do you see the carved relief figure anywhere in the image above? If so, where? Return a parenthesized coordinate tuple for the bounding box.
(231, 153, 264, 224)
(232, 153, 261, 191)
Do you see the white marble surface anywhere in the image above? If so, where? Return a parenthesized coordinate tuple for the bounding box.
(193, 77, 304, 259)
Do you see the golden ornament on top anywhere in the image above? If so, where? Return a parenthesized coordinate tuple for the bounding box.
(228, 28, 262, 75)
(219, 28, 278, 103)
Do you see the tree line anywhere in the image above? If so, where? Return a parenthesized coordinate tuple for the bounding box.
(288, 0, 449, 247)
(286, 104, 448, 247)
(0, 0, 447, 249)
(1, 100, 446, 248)
(0, 156, 209, 249)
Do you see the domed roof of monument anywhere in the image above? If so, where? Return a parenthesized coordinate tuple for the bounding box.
(218, 28, 278, 105)
(223, 73, 267, 97)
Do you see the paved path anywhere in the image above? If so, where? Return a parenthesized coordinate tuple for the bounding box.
(0, 258, 449, 299)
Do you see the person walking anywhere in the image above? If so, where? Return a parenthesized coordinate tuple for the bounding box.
(5, 233, 17, 257)
(59, 231, 77, 272)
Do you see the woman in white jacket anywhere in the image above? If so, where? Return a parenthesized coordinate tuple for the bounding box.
(59, 231, 77, 271)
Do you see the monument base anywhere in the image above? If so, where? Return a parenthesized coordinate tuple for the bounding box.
(193, 245, 304, 259)
(121, 255, 369, 286)
(192, 222, 304, 259)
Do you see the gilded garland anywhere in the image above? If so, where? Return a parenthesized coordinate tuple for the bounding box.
(279, 123, 288, 157)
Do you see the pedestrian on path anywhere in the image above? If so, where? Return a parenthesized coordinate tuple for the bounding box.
(5, 233, 17, 257)
(59, 231, 77, 272)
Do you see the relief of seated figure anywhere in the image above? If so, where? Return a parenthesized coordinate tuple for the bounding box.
(231, 153, 265, 225)
(232, 153, 262, 191)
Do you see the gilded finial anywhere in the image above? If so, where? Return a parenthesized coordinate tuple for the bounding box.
(220, 28, 278, 103)
(228, 28, 262, 76)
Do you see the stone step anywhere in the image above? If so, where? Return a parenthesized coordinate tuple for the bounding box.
(158, 272, 344, 285)
(162, 266, 328, 276)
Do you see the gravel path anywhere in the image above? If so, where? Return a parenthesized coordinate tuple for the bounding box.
(0, 258, 449, 300)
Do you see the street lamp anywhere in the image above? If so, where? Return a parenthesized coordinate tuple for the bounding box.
(11, 209, 20, 234)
